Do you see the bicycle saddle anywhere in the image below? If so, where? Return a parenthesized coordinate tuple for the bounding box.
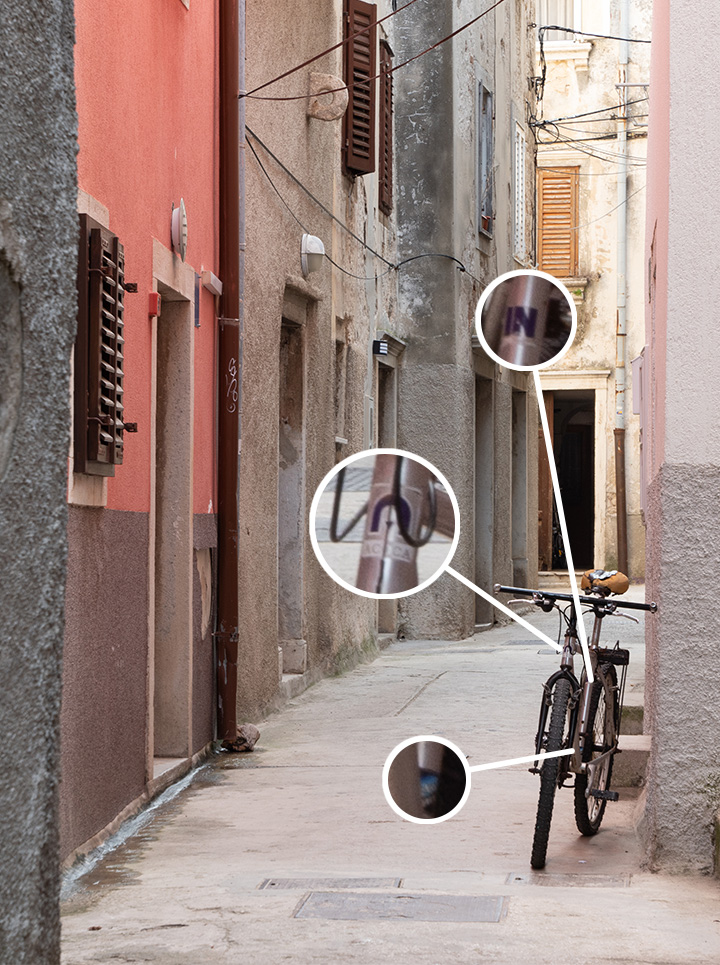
(580, 568, 630, 596)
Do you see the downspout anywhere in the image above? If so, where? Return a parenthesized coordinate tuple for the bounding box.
(614, 0, 629, 575)
(216, 0, 245, 741)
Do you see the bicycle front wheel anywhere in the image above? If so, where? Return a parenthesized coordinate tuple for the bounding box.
(574, 665, 617, 836)
(531, 676, 572, 870)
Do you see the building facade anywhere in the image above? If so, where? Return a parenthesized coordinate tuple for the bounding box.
(61, 0, 221, 861)
(641, 0, 720, 874)
(394, 0, 539, 636)
(534, 0, 650, 580)
(59, 0, 540, 866)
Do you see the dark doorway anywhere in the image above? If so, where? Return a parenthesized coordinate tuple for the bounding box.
(552, 391, 595, 569)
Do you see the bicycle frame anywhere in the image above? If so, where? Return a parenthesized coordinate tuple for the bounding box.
(496, 585, 656, 780)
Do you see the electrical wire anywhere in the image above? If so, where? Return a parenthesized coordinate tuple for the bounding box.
(541, 97, 648, 125)
(570, 184, 646, 232)
(243, 0, 421, 98)
(539, 128, 647, 165)
(247, 126, 394, 267)
(245, 0, 507, 102)
(536, 25, 651, 44)
(248, 133, 481, 284)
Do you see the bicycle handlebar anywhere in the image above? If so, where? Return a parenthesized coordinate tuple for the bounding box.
(494, 584, 658, 613)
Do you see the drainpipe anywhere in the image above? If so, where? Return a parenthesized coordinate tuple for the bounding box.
(216, 0, 245, 741)
(614, 0, 629, 576)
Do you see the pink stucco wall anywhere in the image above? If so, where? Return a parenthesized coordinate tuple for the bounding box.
(643, 0, 668, 480)
(74, 0, 218, 514)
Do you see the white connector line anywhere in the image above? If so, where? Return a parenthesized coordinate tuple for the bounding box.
(446, 565, 561, 652)
(469, 748, 573, 773)
(533, 369, 594, 683)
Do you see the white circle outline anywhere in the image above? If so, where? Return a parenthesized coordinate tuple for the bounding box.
(474, 268, 578, 372)
(382, 734, 472, 825)
(308, 447, 460, 600)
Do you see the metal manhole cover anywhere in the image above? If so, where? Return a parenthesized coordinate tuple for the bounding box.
(294, 892, 508, 922)
(259, 877, 401, 891)
(507, 872, 631, 887)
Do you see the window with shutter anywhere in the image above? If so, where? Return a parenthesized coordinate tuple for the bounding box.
(343, 0, 377, 176)
(514, 122, 526, 258)
(75, 214, 126, 475)
(478, 84, 494, 236)
(537, 167, 579, 277)
(378, 40, 393, 215)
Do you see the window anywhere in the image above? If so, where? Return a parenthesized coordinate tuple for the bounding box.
(378, 40, 393, 214)
(478, 85, 494, 236)
(537, 167, 579, 277)
(343, 0, 377, 176)
(514, 123, 526, 259)
(74, 214, 126, 475)
(537, 0, 579, 42)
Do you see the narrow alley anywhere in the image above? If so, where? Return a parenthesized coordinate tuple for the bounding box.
(61, 595, 720, 964)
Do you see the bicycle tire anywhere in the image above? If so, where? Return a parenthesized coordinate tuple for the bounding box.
(574, 665, 617, 836)
(531, 676, 572, 870)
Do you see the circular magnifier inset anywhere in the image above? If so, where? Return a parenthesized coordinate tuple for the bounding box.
(475, 269, 577, 371)
(309, 448, 459, 599)
(383, 736, 471, 824)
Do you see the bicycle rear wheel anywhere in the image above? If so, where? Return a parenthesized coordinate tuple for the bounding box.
(531, 676, 572, 870)
(574, 665, 617, 836)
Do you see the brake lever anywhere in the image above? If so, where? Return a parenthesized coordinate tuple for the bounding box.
(607, 611, 639, 624)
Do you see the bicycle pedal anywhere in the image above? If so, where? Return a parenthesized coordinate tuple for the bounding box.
(590, 788, 620, 802)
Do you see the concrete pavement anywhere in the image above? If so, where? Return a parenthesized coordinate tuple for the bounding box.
(61, 589, 720, 964)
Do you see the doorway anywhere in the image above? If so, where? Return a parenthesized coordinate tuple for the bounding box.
(539, 390, 595, 570)
(278, 319, 306, 674)
(153, 283, 194, 760)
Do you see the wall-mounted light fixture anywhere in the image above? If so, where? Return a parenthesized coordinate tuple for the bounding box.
(171, 199, 188, 262)
(301, 233, 325, 277)
(372, 339, 389, 356)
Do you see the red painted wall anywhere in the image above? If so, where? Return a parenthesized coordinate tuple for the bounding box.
(74, 0, 218, 514)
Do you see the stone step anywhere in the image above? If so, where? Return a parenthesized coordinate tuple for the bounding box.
(621, 696, 644, 735)
(614, 734, 651, 787)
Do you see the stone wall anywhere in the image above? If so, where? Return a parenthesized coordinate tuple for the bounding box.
(0, 2, 77, 960)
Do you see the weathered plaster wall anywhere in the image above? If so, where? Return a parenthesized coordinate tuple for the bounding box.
(240, 0, 393, 717)
(642, 0, 720, 873)
(394, 0, 537, 638)
(0, 3, 77, 960)
(536, 1, 651, 578)
(60, 509, 149, 858)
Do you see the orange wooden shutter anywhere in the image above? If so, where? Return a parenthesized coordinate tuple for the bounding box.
(343, 0, 377, 175)
(537, 167, 579, 277)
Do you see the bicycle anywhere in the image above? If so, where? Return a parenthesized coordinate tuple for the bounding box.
(495, 571, 657, 869)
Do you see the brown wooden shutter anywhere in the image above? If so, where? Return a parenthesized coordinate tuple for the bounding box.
(75, 214, 126, 475)
(537, 167, 579, 277)
(378, 40, 393, 214)
(343, 0, 377, 176)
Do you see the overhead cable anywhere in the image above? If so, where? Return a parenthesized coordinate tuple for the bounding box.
(247, 130, 481, 284)
(244, 0, 507, 102)
(247, 126, 394, 267)
(536, 25, 651, 44)
(243, 0, 421, 98)
(542, 96, 648, 125)
(571, 184, 646, 232)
